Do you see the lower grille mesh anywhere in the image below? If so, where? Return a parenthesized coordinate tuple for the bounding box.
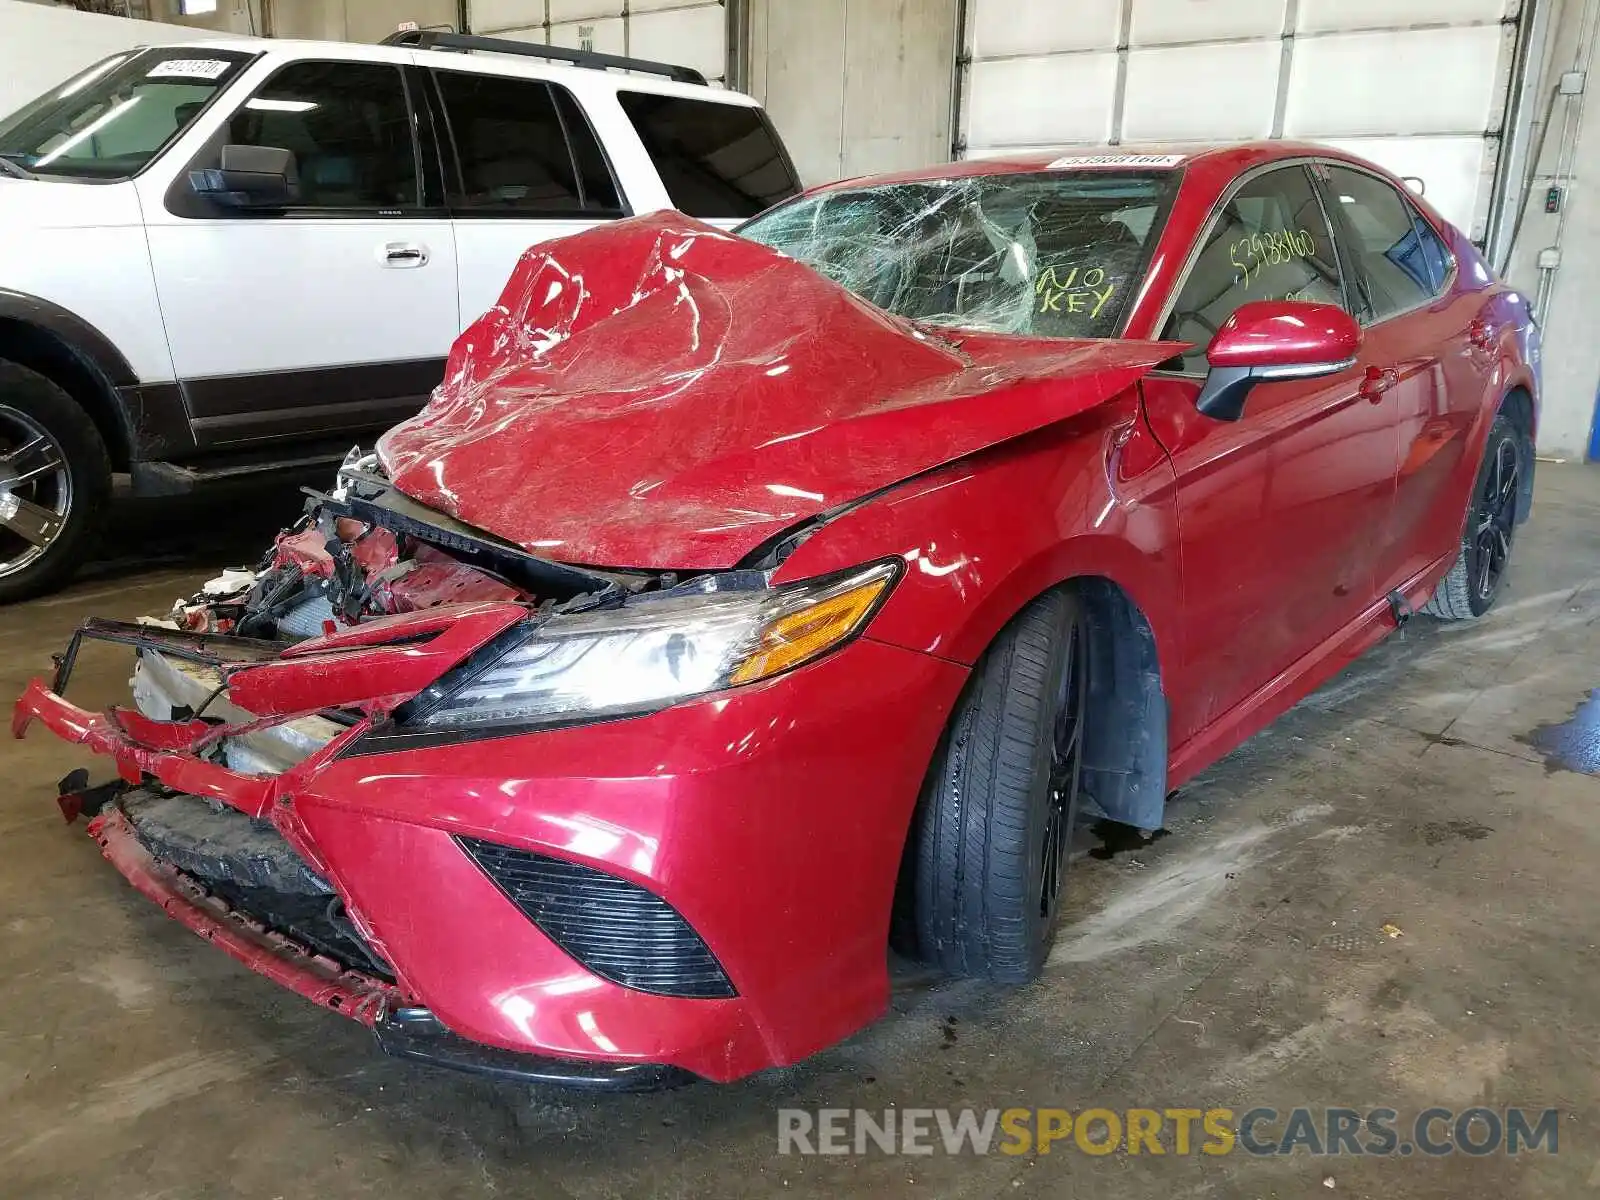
(455, 837, 735, 999)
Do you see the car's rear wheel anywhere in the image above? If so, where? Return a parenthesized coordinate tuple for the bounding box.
(912, 588, 1088, 983)
(1422, 413, 1526, 621)
(0, 361, 110, 604)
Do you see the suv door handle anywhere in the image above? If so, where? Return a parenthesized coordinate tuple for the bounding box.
(1360, 365, 1399, 402)
(381, 242, 428, 268)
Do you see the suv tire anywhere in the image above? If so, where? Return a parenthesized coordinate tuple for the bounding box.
(0, 361, 111, 604)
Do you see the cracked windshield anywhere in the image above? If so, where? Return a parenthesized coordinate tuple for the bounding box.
(740, 170, 1179, 339)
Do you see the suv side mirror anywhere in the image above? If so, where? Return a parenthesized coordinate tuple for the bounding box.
(189, 144, 300, 208)
(1196, 300, 1361, 421)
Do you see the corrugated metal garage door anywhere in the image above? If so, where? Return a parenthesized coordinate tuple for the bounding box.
(468, 0, 727, 85)
(957, 0, 1522, 240)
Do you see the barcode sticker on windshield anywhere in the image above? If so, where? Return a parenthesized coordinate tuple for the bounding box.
(147, 58, 231, 81)
(1046, 154, 1186, 169)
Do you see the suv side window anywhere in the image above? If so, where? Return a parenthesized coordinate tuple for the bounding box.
(1162, 165, 1344, 373)
(432, 71, 621, 215)
(1323, 165, 1443, 320)
(616, 91, 800, 219)
(221, 61, 419, 209)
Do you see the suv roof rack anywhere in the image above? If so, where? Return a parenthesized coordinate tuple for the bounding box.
(381, 29, 709, 87)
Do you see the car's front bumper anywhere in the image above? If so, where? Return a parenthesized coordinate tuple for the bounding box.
(18, 633, 968, 1084)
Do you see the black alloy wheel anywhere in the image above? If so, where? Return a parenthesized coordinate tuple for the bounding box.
(1039, 613, 1088, 926)
(1469, 431, 1519, 603)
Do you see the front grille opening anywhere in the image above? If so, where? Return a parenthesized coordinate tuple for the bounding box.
(120, 788, 393, 981)
(456, 837, 736, 999)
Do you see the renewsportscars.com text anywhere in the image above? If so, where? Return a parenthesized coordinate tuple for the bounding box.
(777, 1106, 1560, 1157)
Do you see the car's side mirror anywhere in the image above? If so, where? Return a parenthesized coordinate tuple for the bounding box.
(189, 144, 300, 209)
(1196, 300, 1361, 421)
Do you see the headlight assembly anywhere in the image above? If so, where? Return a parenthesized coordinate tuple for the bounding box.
(393, 560, 900, 738)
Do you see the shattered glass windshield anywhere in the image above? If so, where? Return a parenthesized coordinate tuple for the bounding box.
(738, 170, 1180, 339)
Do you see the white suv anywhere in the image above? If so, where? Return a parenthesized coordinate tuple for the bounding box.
(0, 29, 800, 601)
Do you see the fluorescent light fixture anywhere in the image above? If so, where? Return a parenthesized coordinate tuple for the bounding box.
(34, 96, 142, 168)
(245, 98, 318, 113)
(181, 0, 219, 13)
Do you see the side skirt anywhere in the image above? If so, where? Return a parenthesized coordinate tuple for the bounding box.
(1166, 550, 1454, 789)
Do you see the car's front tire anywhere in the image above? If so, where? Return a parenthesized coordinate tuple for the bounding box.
(1422, 413, 1527, 621)
(912, 588, 1088, 983)
(0, 360, 111, 604)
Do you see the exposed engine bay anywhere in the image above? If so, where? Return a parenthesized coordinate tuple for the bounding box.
(155, 451, 656, 643)
(109, 451, 670, 781)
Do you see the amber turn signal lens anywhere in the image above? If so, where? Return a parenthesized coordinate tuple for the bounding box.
(728, 570, 895, 685)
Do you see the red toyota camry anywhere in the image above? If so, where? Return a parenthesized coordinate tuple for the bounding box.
(16, 142, 1539, 1089)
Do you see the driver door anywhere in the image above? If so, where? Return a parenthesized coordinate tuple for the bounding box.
(1140, 164, 1401, 746)
(136, 58, 458, 450)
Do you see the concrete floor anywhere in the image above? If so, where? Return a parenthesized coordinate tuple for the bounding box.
(3, 467, 1600, 1199)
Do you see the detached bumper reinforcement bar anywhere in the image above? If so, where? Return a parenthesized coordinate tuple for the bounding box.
(83, 806, 699, 1091)
(86, 806, 399, 1024)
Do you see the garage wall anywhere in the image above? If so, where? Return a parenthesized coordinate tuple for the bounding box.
(958, 0, 1521, 240)
(466, 0, 728, 85)
(1502, 0, 1600, 458)
(746, 0, 957, 185)
(264, 0, 459, 41)
(0, 0, 226, 117)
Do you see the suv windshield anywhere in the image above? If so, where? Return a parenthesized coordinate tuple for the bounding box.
(0, 48, 253, 181)
(739, 171, 1180, 339)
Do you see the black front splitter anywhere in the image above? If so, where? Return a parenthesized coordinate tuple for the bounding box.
(372, 1007, 697, 1092)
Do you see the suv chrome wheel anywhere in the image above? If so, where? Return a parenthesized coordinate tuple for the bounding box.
(0, 405, 72, 580)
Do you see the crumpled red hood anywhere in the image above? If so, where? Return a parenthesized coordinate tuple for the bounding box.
(378, 212, 1185, 569)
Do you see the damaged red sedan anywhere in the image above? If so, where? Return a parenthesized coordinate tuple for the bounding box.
(16, 143, 1539, 1088)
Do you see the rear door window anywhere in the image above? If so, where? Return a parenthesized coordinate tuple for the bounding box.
(616, 91, 799, 219)
(433, 71, 622, 216)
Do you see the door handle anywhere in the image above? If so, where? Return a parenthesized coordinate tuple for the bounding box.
(1468, 318, 1497, 351)
(1360, 365, 1399, 402)
(380, 242, 428, 268)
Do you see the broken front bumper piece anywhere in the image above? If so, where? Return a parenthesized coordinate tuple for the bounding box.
(18, 599, 973, 1085)
(15, 614, 700, 1090)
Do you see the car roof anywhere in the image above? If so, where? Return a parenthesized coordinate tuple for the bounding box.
(808, 141, 1371, 192)
(138, 37, 758, 105)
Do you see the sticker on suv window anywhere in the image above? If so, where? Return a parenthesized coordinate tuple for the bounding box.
(147, 59, 232, 81)
(1046, 154, 1185, 169)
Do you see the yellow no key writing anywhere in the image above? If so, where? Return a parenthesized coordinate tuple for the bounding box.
(1035, 264, 1117, 318)
(1230, 228, 1318, 289)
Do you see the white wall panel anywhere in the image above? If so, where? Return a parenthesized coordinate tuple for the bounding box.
(1129, 0, 1286, 46)
(1297, 0, 1509, 33)
(1320, 135, 1487, 234)
(472, 1, 725, 81)
(966, 52, 1118, 147)
(972, 0, 1120, 57)
(470, 0, 542, 33)
(1122, 40, 1279, 140)
(630, 3, 725, 81)
(549, 15, 625, 54)
(549, 0, 622, 20)
(1286, 26, 1504, 137)
(959, 0, 1519, 241)
(496, 25, 547, 42)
